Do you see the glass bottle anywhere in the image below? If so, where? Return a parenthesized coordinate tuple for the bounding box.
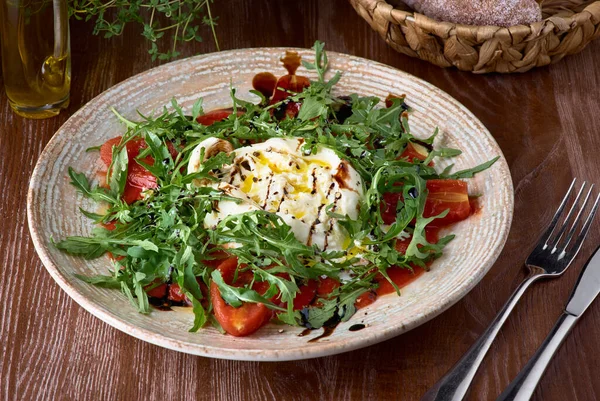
(0, 0, 70, 119)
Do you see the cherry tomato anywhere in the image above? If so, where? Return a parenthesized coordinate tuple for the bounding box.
(210, 281, 272, 337)
(394, 236, 411, 255)
(100, 137, 122, 166)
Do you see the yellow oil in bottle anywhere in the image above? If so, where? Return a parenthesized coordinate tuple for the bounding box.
(0, 0, 70, 119)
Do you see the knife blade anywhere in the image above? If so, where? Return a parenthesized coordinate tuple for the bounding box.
(565, 245, 600, 316)
(496, 245, 600, 401)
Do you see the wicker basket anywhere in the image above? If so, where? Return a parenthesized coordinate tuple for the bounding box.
(349, 0, 600, 73)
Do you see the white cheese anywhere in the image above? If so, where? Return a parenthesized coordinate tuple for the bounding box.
(188, 137, 364, 252)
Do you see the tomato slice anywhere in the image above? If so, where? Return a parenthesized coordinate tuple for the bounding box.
(293, 280, 318, 310)
(100, 137, 122, 166)
(399, 142, 429, 162)
(316, 277, 340, 297)
(197, 109, 232, 126)
(210, 258, 273, 337)
(210, 281, 272, 337)
(145, 282, 168, 299)
(424, 179, 471, 226)
(381, 179, 470, 227)
(355, 291, 377, 310)
(381, 192, 402, 225)
(99, 136, 180, 204)
(375, 266, 424, 296)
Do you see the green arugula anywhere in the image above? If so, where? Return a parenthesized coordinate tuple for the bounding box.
(54, 41, 498, 333)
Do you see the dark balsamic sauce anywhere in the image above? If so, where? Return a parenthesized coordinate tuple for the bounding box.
(308, 326, 336, 343)
(298, 328, 312, 337)
(298, 305, 344, 342)
(348, 324, 366, 332)
(149, 297, 174, 311)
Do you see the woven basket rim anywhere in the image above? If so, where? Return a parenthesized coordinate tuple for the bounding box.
(359, 0, 600, 34)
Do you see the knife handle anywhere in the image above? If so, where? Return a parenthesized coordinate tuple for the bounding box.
(496, 312, 578, 401)
(421, 272, 545, 401)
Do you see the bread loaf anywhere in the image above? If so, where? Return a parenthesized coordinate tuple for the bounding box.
(401, 0, 542, 27)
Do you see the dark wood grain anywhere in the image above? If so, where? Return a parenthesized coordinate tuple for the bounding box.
(1, 1, 600, 400)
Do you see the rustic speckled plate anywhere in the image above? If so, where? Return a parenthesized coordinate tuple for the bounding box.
(27, 48, 513, 361)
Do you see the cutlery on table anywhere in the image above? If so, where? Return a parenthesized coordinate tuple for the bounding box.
(421, 179, 600, 401)
(497, 244, 600, 401)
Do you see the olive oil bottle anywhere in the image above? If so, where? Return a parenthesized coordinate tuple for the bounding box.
(0, 0, 70, 119)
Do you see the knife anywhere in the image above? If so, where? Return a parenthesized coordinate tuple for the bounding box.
(497, 245, 600, 401)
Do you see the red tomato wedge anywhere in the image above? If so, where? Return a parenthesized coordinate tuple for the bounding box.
(399, 142, 429, 163)
(99, 136, 178, 204)
(381, 179, 471, 227)
(423, 179, 471, 226)
(355, 291, 377, 310)
(293, 280, 318, 310)
(145, 282, 168, 299)
(316, 277, 340, 297)
(381, 192, 402, 226)
(210, 258, 272, 337)
(196, 109, 234, 126)
(375, 266, 425, 296)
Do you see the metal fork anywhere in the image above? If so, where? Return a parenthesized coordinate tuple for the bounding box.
(421, 178, 600, 401)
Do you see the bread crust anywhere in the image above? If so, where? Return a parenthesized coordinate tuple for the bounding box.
(402, 0, 542, 27)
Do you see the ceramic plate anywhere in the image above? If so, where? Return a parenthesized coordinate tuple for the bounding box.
(27, 48, 513, 361)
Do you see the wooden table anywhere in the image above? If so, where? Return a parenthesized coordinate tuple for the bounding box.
(2, 1, 600, 400)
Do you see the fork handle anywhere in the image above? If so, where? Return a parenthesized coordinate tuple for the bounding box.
(421, 272, 545, 401)
(496, 312, 578, 401)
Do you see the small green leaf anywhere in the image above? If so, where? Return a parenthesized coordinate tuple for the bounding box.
(109, 146, 129, 197)
(74, 274, 121, 289)
(442, 157, 499, 179)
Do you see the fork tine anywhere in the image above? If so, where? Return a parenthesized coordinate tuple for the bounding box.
(541, 178, 577, 250)
(559, 192, 600, 261)
(549, 182, 587, 251)
(555, 184, 594, 253)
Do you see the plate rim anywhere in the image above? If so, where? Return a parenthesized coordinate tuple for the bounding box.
(27, 47, 514, 361)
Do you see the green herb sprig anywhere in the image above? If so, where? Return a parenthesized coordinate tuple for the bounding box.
(68, 0, 219, 61)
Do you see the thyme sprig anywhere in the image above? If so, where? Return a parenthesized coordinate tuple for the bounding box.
(68, 0, 219, 61)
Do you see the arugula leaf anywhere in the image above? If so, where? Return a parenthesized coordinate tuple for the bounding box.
(298, 97, 327, 121)
(54, 236, 108, 259)
(422, 147, 462, 165)
(109, 146, 129, 198)
(68, 167, 116, 204)
(189, 298, 207, 332)
(442, 156, 500, 179)
(211, 270, 286, 312)
(74, 274, 121, 289)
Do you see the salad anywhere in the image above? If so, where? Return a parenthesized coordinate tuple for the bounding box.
(55, 42, 497, 337)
